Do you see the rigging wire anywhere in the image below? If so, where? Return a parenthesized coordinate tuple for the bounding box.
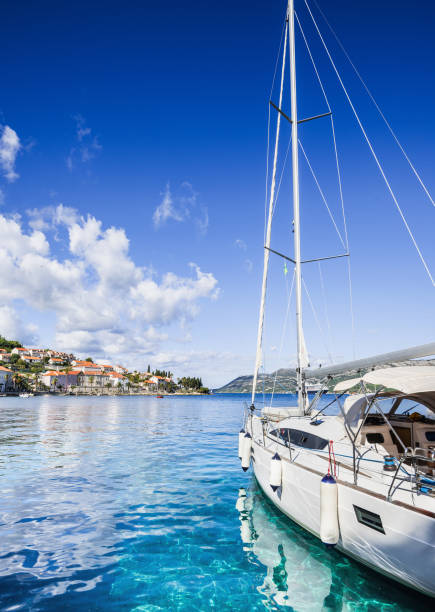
(317, 262, 335, 361)
(271, 269, 295, 404)
(302, 276, 334, 364)
(296, 9, 356, 357)
(303, 0, 435, 287)
(298, 138, 346, 249)
(265, 16, 289, 244)
(272, 135, 292, 218)
(311, 0, 435, 210)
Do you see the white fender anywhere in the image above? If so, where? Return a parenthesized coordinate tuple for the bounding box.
(235, 487, 247, 512)
(320, 474, 339, 546)
(238, 428, 245, 459)
(269, 452, 282, 492)
(240, 517, 252, 544)
(241, 432, 252, 471)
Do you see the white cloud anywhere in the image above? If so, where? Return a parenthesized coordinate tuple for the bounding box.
(27, 204, 79, 231)
(0, 305, 38, 345)
(150, 349, 253, 388)
(153, 182, 209, 234)
(235, 239, 247, 251)
(67, 115, 102, 170)
(0, 209, 218, 367)
(0, 126, 21, 182)
(244, 258, 253, 273)
(153, 183, 183, 226)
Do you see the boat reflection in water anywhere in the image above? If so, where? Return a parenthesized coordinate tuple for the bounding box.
(236, 485, 429, 611)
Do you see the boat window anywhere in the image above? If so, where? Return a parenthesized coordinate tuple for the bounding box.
(353, 505, 385, 534)
(425, 431, 435, 442)
(270, 428, 328, 450)
(366, 433, 385, 444)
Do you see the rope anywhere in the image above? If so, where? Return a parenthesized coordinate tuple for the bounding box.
(328, 440, 337, 478)
(312, 0, 435, 210)
(304, 0, 435, 287)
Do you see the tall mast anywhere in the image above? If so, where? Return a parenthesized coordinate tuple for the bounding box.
(288, 0, 306, 414)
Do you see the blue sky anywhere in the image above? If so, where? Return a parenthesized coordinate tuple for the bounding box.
(0, 0, 434, 386)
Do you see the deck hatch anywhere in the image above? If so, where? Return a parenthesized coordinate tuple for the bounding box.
(353, 505, 385, 534)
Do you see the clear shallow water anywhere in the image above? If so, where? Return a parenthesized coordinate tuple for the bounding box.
(0, 394, 430, 611)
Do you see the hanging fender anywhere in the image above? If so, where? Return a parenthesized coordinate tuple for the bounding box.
(269, 452, 282, 491)
(241, 432, 252, 471)
(238, 428, 245, 459)
(320, 474, 339, 546)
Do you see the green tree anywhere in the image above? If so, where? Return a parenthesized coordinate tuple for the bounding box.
(0, 335, 22, 350)
(86, 357, 94, 363)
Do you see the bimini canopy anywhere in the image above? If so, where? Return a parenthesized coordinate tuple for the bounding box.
(364, 366, 435, 413)
(363, 366, 435, 394)
(334, 378, 362, 393)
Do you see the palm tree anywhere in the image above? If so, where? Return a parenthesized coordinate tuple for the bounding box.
(64, 365, 72, 391)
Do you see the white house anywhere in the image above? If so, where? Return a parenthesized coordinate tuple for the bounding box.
(71, 361, 104, 373)
(0, 366, 12, 392)
(49, 357, 66, 366)
(113, 365, 128, 375)
(22, 355, 43, 365)
(11, 347, 30, 356)
(108, 371, 128, 389)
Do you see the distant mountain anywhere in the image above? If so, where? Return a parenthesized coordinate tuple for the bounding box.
(215, 368, 298, 394)
(214, 359, 435, 393)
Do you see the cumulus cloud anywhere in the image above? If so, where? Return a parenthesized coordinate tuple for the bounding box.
(67, 115, 102, 170)
(0, 207, 218, 365)
(27, 203, 79, 231)
(0, 126, 21, 182)
(0, 305, 38, 345)
(153, 182, 209, 234)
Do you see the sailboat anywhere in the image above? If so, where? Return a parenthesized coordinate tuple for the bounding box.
(239, 0, 435, 598)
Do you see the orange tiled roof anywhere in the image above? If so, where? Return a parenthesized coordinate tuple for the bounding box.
(0, 365, 12, 372)
(74, 361, 99, 366)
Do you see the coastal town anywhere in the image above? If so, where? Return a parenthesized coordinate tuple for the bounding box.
(0, 336, 209, 395)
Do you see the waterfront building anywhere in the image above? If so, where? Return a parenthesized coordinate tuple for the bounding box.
(0, 366, 12, 392)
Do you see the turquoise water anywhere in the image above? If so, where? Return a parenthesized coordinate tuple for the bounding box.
(0, 394, 430, 611)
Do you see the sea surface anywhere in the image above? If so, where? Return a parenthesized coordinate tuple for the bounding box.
(0, 393, 430, 611)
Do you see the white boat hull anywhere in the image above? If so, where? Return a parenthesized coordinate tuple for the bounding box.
(251, 437, 435, 598)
